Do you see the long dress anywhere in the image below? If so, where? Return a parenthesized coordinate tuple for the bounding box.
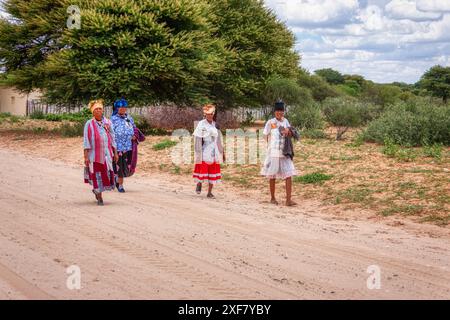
(192, 119, 224, 184)
(260, 117, 297, 179)
(111, 113, 135, 178)
(83, 117, 116, 193)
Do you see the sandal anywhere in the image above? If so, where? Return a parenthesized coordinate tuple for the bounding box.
(207, 193, 215, 199)
(270, 199, 279, 205)
(196, 183, 202, 194)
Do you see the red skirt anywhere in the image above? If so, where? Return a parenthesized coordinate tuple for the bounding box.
(193, 162, 221, 184)
(84, 162, 115, 193)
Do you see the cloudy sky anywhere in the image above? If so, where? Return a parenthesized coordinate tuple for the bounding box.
(265, 0, 450, 83)
(1, 1, 449, 83)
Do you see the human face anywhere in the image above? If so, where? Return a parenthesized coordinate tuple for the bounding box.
(274, 110, 284, 120)
(205, 113, 214, 123)
(93, 107, 103, 120)
(118, 107, 127, 115)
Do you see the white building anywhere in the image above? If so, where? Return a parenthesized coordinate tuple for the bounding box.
(0, 86, 41, 116)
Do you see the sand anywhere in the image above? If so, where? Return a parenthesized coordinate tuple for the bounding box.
(0, 148, 449, 299)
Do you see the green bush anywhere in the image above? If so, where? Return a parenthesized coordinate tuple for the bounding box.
(322, 97, 365, 140)
(30, 108, 91, 122)
(294, 172, 333, 184)
(0, 112, 11, 119)
(288, 103, 325, 130)
(382, 137, 399, 157)
(422, 143, 443, 160)
(382, 137, 419, 162)
(152, 139, 178, 151)
(45, 114, 64, 121)
(363, 101, 450, 146)
(29, 110, 45, 119)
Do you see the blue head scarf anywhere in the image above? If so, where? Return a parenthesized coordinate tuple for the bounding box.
(113, 98, 129, 116)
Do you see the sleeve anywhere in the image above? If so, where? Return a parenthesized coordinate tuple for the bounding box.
(83, 121, 91, 149)
(108, 120, 117, 150)
(194, 136, 203, 164)
(263, 120, 271, 136)
(285, 118, 291, 128)
(130, 116, 136, 128)
(110, 116, 117, 131)
(217, 129, 224, 155)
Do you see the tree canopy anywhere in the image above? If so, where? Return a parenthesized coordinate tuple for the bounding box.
(419, 65, 450, 103)
(0, 0, 300, 107)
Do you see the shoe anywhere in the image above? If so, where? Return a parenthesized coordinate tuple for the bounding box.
(118, 186, 125, 193)
(97, 199, 104, 206)
(196, 183, 202, 194)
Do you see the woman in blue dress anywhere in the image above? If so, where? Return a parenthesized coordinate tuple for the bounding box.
(111, 98, 136, 193)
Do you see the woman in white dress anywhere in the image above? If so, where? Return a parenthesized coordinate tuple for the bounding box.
(261, 101, 297, 206)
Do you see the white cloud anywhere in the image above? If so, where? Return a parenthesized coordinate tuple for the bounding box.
(416, 0, 450, 12)
(266, 0, 450, 83)
(385, 0, 442, 21)
(266, 0, 359, 27)
(358, 5, 385, 31)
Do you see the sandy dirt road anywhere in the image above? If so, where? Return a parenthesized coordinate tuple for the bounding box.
(0, 148, 449, 299)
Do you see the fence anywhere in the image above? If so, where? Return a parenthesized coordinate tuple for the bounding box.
(27, 99, 288, 122)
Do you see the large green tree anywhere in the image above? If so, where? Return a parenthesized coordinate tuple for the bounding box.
(314, 68, 345, 85)
(206, 0, 300, 108)
(0, 0, 301, 107)
(0, 0, 223, 105)
(419, 65, 450, 103)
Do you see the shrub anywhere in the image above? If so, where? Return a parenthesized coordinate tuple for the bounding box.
(29, 110, 45, 119)
(152, 139, 178, 151)
(363, 101, 450, 146)
(263, 77, 313, 106)
(322, 97, 364, 140)
(422, 143, 443, 160)
(288, 103, 325, 130)
(294, 172, 333, 184)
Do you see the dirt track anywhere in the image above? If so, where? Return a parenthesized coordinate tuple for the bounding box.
(0, 149, 449, 299)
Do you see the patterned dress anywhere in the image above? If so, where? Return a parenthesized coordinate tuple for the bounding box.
(111, 114, 135, 178)
(83, 118, 116, 193)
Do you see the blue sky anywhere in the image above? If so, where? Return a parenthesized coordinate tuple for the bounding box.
(265, 0, 450, 83)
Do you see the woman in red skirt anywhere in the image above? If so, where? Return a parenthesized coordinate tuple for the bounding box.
(193, 104, 224, 198)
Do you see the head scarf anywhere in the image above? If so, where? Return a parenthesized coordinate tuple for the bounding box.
(202, 104, 216, 115)
(113, 98, 129, 116)
(274, 100, 285, 112)
(89, 99, 104, 114)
